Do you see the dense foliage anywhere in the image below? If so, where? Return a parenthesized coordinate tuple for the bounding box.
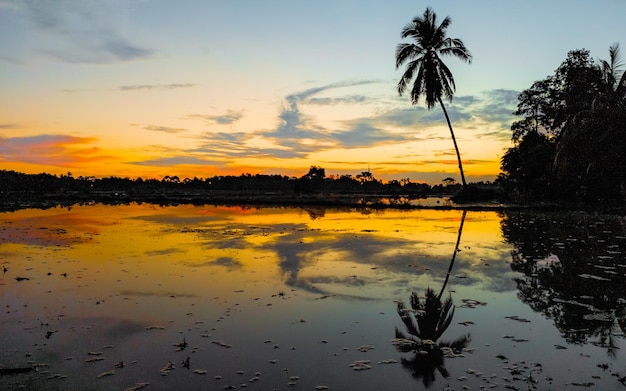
(0, 167, 469, 210)
(498, 45, 626, 204)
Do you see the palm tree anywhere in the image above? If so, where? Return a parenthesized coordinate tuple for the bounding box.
(598, 43, 626, 106)
(396, 7, 472, 188)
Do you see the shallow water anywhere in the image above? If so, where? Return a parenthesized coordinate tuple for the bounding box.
(0, 203, 625, 390)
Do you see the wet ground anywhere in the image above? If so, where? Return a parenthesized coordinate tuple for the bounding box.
(1, 203, 625, 390)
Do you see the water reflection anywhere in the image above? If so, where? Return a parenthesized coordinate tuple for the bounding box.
(501, 211, 626, 354)
(394, 211, 470, 387)
(1, 204, 537, 390)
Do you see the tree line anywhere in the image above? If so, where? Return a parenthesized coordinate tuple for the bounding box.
(0, 167, 469, 203)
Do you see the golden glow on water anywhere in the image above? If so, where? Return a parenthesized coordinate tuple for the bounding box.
(0, 204, 505, 308)
(1, 203, 623, 390)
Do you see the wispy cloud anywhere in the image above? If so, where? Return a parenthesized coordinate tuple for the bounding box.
(120, 83, 196, 91)
(307, 95, 368, 105)
(259, 81, 378, 156)
(331, 119, 412, 148)
(144, 125, 187, 134)
(186, 110, 244, 125)
(375, 89, 519, 141)
(19, 0, 153, 64)
(128, 156, 223, 167)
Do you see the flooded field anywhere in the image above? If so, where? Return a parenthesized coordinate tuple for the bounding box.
(1, 203, 625, 390)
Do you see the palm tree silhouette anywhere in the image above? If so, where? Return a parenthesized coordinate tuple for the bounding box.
(393, 211, 469, 387)
(598, 43, 626, 106)
(396, 7, 472, 188)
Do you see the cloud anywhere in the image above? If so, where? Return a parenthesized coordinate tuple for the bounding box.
(260, 80, 379, 156)
(0, 123, 19, 129)
(378, 107, 428, 127)
(459, 89, 519, 140)
(144, 125, 187, 134)
(128, 156, 223, 167)
(0, 54, 23, 64)
(0, 134, 109, 166)
(379, 89, 518, 142)
(331, 119, 411, 148)
(20, 0, 153, 63)
(190, 132, 298, 159)
(186, 110, 243, 125)
(120, 83, 196, 91)
(307, 95, 368, 105)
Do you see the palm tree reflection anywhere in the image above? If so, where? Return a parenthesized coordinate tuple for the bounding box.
(394, 211, 470, 387)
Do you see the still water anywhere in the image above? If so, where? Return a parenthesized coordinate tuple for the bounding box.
(0, 203, 625, 390)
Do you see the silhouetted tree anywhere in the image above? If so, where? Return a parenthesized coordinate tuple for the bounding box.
(501, 46, 626, 203)
(396, 7, 472, 188)
(296, 166, 326, 193)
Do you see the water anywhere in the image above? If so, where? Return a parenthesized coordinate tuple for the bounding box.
(0, 203, 624, 390)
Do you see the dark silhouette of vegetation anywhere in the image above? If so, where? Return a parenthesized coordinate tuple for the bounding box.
(0, 167, 494, 211)
(501, 211, 626, 354)
(393, 211, 470, 387)
(396, 7, 472, 188)
(498, 44, 626, 204)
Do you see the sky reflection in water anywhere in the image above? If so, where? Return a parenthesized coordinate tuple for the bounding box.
(0, 204, 625, 389)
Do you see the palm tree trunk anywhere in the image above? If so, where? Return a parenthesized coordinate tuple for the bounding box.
(438, 97, 467, 188)
(438, 210, 467, 300)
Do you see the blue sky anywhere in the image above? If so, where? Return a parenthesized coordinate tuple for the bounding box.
(1, 0, 625, 183)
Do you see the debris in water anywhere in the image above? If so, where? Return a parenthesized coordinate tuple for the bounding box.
(211, 340, 232, 348)
(124, 382, 150, 391)
(160, 361, 175, 376)
(174, 336, 188, 351)
(350, 360, 371, 371)
(460, 299, 487, 308)
(505, 315, 531, 323)
(45, 330, 58, 339)
(96, 370, 115, 378)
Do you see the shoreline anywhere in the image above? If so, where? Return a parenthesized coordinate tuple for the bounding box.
(1, 190, 621, 214)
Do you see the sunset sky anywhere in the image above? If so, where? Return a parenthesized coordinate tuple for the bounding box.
(1, 1, 625, 184)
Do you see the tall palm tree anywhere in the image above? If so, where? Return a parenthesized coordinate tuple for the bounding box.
(396, 7, 472, 188)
